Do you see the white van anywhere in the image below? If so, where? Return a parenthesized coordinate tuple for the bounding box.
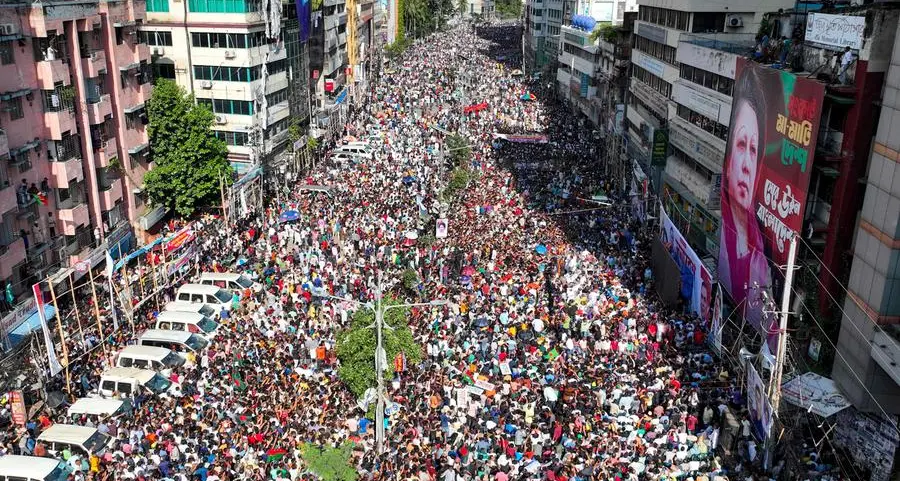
(115, 345, 185, 373)
(165, 301, 219, 320)
(198, 272, 261, 294)
(67, 397, 132, 419)
(156, 310, 219, 337)
(335, 144, 374, 159)
(0, 455, 72, 481)
(138, 329, 209, 353)
(37, 424, 110, 457)
(175, 284, 233, 312)
(98, 367, 174, 398)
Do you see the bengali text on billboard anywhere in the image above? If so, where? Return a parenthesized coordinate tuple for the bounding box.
(718, 58, 824, 349)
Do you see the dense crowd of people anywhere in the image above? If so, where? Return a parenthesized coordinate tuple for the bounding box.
(0, 22, 778, 481)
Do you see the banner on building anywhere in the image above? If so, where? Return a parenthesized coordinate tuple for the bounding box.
(709, 284, 723, 353)
(9, 390, 25, 426)
(297, 0, 311, 42)
(746, 360, 774, 440)
(650, 128, 668, 166)
(32, 284, 62, 378)
(805, 13, 865, 50)
(718, 58, 825, 350)
(659, 205, 713, 322)
(436, 218, 448, 239)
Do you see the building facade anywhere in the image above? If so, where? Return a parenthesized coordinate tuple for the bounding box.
(0, 0, 151, 302)
(142, 0, 295, 172)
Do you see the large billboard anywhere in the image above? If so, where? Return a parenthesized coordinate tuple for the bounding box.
(718, 58, 824, 348)
(297, 0, 310, 42)
(660, 205, 713, 322)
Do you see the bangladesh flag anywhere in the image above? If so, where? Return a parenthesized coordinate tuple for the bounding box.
(32, 192, 48, 206)
(231, 370, 247, 392)
(266, 447, 287, 462)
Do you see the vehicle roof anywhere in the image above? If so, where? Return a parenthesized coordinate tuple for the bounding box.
(199, 272, 245, 280)
(176, 283, 225, 294)
(164, 301, 211, 313)
(101, 367, 158, 383)
(157, 310, 207, 322)
(139, 329, 193, 342)
(0, 455, 64, 477)
(37, 424, 102, 444)
(118, 345, 173, 359)
(68, 397, 128, 416)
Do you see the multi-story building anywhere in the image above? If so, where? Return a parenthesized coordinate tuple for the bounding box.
(465, 0, 495, 18)
(142, 0, 296, 172)
(626, 0, 792, 194)
(308, 1, 349, 143)
(0, 0, 152, 302)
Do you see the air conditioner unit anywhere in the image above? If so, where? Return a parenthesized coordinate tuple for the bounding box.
(0, 24, 18, 36)
(200, 80, 213, 89)
(224, 50, 236, 59)
(152, 46, 165, 55)
(215, 114, 227, 124)
(726, 15, 743, 28)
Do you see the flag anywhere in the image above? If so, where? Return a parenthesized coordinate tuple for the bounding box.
(4, 283, 12, 304)
(32, 192, 47, 206)
(105, 250, 119, 330)
(231, 369, 247, 392)
(265, 447, 287, 462)
(33, 283, 62, 377)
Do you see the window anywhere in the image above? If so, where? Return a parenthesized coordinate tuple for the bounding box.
(188, 0, 261, 13)
(267, 59, 287, 75)
(533, 9, 542, 16)
(197, 98, 254, 115)
(633, 36, 677, 65)
(214, 130, 249, 146)
(142, 31, 173, 46)
(153, 63, 176, 79)
(147, 0, 169, 11)
(193, 65, 260, 82)
(266, 88, 288, 106)
(632, 65, 671, 98)
(676, 104, 728, 140)
(679, 64, 733, 96)
(627, 92, 666, 125)
(638, 6, 688, 31)
(191, 32, 249, 48)
(691, 12, 726, 33)
(42, 85, 74, 112)
(0, 42, 13, 65)
(115, 27, 124, 45)
(6, 97, 22, 120)
(265, 117, 288, 140)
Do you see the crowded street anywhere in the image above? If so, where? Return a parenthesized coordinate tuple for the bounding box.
(2, 23, 751, 481)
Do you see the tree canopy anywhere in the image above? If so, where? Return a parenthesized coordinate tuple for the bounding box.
(335, 297, 423, 397)
(299, 443, 357, 481)
(144, 79, 232, 217)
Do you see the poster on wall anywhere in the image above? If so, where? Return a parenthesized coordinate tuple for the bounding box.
(746, 360, 774, 440)
(718, 58, 825, 351)
(659, 205, 714, 322)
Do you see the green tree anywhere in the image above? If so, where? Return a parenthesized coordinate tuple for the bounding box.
(335, 297, 423, 397)
(445, 133, 471, 167)
(299, 443, 358, 481)
(144, 79, 232, 217)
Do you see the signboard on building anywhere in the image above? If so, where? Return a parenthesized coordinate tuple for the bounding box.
(636, 22, 667, 44)
(675, 43, 737, 79)
(633, 50, 666, 79)
(672, 82, 730, 126)
(650, 128, 668, 166)
(9, 391, 25, 426)
(718, 58, 825, 351)
(0, 297, 36, 340)
(805, 13, 865, 50)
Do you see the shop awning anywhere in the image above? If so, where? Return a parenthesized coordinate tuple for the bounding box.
(128, 142, 149, 155)
(5, 304, 56, 350)
(124, 103, 145, 114)
(0, 88, 30, 101)
(781, 372, 851, 417)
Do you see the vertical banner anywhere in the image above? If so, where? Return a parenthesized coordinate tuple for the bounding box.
(709, 284, 724, 353)
(435, 218, 448, 239)
(105, 250, 119, 331)
(32, 284, 62, 377)
(659, 206, 713, 323)
(746, 361, 774, 440)
(719, 58, 824, 349)
(297, 0, 311, 42)
(9, 390, 25, 426)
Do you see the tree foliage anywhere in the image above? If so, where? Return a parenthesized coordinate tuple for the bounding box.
(144, 79, 232, 217)
(445, 133, 471, 167)
(495, 0, 522, 18)
(335, 297, 423, 397)
(299, 443, 358, 481)
(589, 22, 621, 44)
(401, 0, 455, 39)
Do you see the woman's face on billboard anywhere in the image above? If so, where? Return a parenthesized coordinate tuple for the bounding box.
(728, 99, 760, 212)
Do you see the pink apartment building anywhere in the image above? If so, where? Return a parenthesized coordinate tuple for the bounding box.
(0, 0, 153, 302)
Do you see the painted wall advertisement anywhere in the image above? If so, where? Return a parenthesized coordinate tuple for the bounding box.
(718, 58, 824, 350)
(805, 13, 865, 50)
(660, 205, 713, 322)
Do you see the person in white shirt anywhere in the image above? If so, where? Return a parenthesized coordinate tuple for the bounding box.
(839, 46, 855, 85)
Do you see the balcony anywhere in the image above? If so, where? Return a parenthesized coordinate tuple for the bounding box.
(95, 136, 118, 167)
(36, 59, 71, 90)
(668, 116, 726, 173)
(86, 94, 113, 124)
(81, 50, 106, 78)
(49, 157, 84, 189)
(0, 128, 8, 158)
(44, 109, 77, 140)
(98, 178, 123, 210)
(57, 202, 89, 236)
